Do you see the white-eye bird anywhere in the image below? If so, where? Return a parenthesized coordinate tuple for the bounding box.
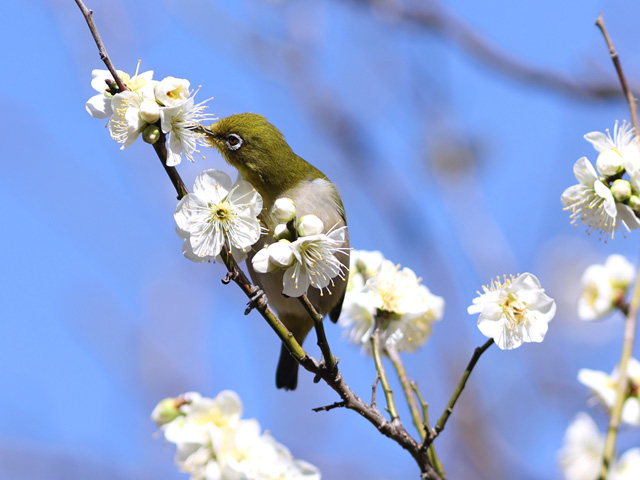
(204, 113, 350, 390)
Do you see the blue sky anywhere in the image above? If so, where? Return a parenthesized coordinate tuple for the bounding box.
(2, 1, 640, 479)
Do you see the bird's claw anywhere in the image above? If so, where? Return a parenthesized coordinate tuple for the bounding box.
(244, 286, 267, 315)
(221, 271, 239, 285)
(313, 356, 340, 383)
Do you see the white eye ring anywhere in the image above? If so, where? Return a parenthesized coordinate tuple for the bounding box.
(226, 134, 243, 151)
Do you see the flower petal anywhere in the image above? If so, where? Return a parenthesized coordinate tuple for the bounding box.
(573, 157, 598, 186)
(584, 131, 613, 152)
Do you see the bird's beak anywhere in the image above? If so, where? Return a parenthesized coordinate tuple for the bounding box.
(196, 123, 223, 150)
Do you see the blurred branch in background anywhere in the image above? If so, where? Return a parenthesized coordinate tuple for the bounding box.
(345, 0, 637, 100)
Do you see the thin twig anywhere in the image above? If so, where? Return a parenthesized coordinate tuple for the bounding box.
(299, 295, 337, 372)
(412, 383, 444, 477)
(312, 401, 347, 412)
(370, 313, 400, 422)
(371, 372, 380, 408)
(425, 339, 494, 447)
(411, 382, 430, 437)
(74, 0, 127, 93)
(386, 347, 446, 478)
(596, 12, 639, 134)
(386, 345, 426, 439)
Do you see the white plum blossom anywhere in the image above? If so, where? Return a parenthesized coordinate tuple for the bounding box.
(161, 95, 215, 166)
(153, 391, 321, 480)
(108, 89, 156, 148)
(282, 225, 349, 297)
(86, 67, 214, 158)
(467, 273, 556, 350)
(562, 157, 640, 239)
(578, 358, 640, 427)
(175, 170, 263, 263)
(85, 68, 156, 119)
(578, 254, 635, 320)
(584, 121, 640, 177)
(339, 250, 444, 353)
(557, 412, 603, 480)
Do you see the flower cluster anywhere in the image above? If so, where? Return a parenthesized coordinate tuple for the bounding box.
(578, 358, 640, 427)
(152, 391, 321, 480)
(175, 170, 263, 263)
(577, 254, 634, 320)
(558, 412, 640, 480)
(251, 197, 349, 298)
(85, 66, 214, 166)
(467, 273, 556, 350)
(562, 122, 640, 239)
(338, 250, 444, 353)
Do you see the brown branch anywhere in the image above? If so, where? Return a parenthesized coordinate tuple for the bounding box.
(77, 6, 443, 477)
(74, 0, 127, 93)
(152, 133, 189, 200)
(595, 13, 639, 134)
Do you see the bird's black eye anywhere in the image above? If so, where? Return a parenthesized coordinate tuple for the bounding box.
(226, 133, 243, 151)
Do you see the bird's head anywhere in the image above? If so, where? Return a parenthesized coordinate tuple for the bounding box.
(202, 113, 322, 203)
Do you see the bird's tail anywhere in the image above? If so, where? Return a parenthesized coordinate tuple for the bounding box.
(276, 344, 299, 390)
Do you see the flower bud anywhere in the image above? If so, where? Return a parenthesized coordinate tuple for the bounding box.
(151, 397, 181, 427)
(142, 125, 161, 144)
(297, 215, 324, 237)
(596, 149, 624, 176)
(273, 197, 296, 223)
(274, 223, 292, 241)
(268, 240, 294, 268)
(611, 179, 632, 202)
(629, 195, 640, 211)
(139, 99, 161, 123)
(251, 247, 275, 273)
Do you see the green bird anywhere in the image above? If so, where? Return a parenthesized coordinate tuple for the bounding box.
(203, 113, 350, 390)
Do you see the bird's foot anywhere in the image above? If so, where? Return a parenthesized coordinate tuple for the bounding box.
(313, 356, 340, 383)
(244, 286, 267, 315)
(221, 270, 239, 285)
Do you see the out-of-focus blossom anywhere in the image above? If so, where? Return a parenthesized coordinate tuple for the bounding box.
(577, 254, 634, 320)
(339, 250, 444, 353)
(557, 412, 640, 480)
(153, 391, 321, 480)
(578, 358, 640, 427)
(557, 412, 603, 480)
